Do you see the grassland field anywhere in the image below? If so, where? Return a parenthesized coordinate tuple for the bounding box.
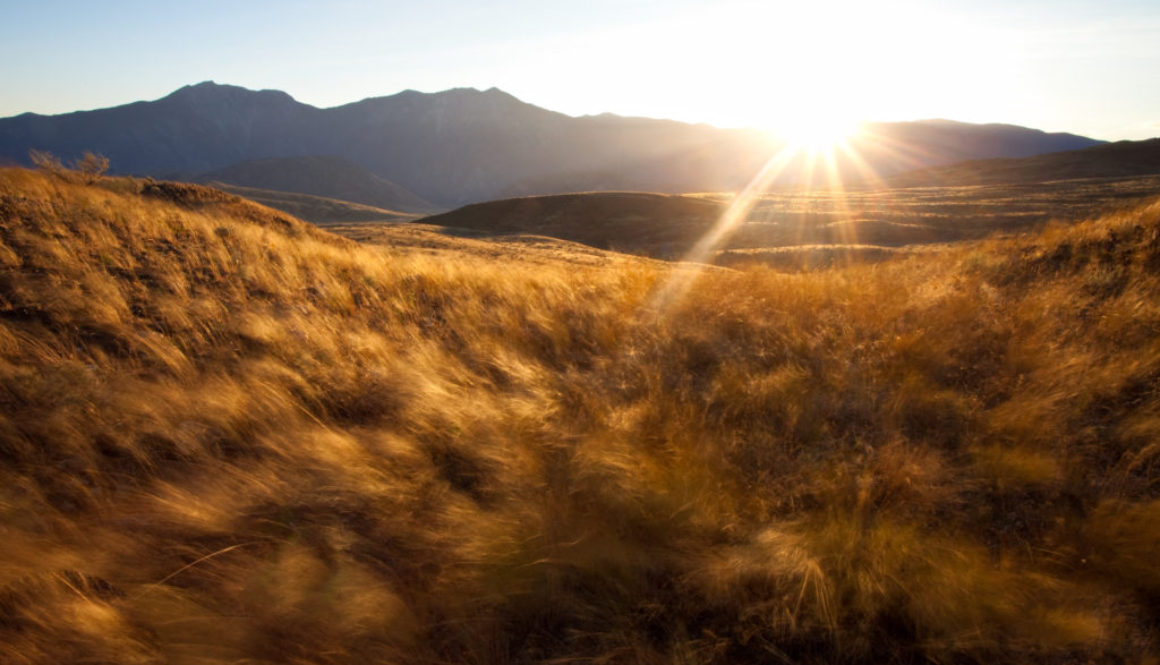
(2, 166, 1160, 664)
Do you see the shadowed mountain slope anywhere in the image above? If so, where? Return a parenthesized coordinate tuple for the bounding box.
(207, 182, 423, 225)
(0, 83, 323, 175)
(0, 82, 1103, 205)
(193, 155, 436, 213)
(851, 119, 1103, 175)
(890, 137, 1160, 186)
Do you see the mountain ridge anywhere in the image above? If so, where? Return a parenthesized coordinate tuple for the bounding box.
(890, 137, 1160, 186)
(0, 82, 1105, 205)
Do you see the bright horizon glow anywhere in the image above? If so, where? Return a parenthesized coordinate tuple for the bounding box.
(1, 0, 1158, 141)
(776, 117, 863, 153)
(651, 120, 876, 313)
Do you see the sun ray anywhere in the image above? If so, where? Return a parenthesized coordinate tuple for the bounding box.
(834, 139, 887, 187)
(647, 143, 802, 313)
(849, 125, 947, 174)
(646, 112, 910, 311)
(817, 142, 859, 252)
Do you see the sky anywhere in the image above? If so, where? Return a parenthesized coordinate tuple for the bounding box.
(1, 0, 1158, 140)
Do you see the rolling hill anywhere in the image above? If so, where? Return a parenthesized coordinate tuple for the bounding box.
(416, 173, 1160, 261)
(417, 192, 724, 257)
(0, 81, 1103, 206)
(3, 165, 1160, 663)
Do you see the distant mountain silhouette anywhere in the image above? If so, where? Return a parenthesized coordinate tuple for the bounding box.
(0, 82, 1106, 205)
(0, 83, 321, 176)
(857, 119, 1101, 167)
(888, 138, 1160, 186)
(192, 155, 435, 213)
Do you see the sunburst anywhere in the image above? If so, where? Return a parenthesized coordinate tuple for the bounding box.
(647, 110, 876, 314)
(783, 112, 861, 153)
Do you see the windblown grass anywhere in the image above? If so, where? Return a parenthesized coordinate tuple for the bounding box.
(2, 166, 1159, 663)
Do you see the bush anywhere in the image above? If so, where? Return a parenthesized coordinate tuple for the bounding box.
(28, 148, 65, 176)
(27, 149, 109, 183)
(71, 151, 110, 183)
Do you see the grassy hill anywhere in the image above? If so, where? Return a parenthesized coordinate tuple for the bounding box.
(417, 192, 725, 257)
(3, 166, 1160, 664)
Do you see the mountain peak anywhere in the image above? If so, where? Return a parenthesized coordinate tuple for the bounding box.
(166, 80, 227, 97)
(162, 81, 298, 106)
(434, 86, 516, 98)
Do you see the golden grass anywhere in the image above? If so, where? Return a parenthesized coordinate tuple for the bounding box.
(2, 166, 1160, 663)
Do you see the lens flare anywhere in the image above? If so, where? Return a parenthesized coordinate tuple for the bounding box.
(648, 145, 799, 313)
(783, 114, 861, 153)
(647, 117, 890, 315)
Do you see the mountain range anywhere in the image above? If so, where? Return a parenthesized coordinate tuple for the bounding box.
(888, 137, 1160, 186)
(0, 81, 1104, 206)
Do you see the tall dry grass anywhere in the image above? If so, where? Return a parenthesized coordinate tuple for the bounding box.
(2, 166, 1159, 663)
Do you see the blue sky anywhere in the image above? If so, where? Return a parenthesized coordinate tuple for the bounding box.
(2, 0, 1158, 139)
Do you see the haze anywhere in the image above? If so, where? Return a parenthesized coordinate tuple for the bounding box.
(2, 0, 1158, 140)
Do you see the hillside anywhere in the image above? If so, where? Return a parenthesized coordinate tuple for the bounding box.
(418, 192, 724, 257)
(193, 155, 435, 213)
(0, 83, 321, 176)
(0, 82, 1102, 205)
(890, 138, 1160, 186)
(207, 182, 423, 225)
(848, 119, 1104, 178)
(3, 166, 1160, 664)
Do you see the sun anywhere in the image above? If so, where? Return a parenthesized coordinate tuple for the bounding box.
(756, 86, 864, 153)
(780, 111, 862, 153)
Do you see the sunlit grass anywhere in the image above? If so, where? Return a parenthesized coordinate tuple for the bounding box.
(1, 166, 1159, 663)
